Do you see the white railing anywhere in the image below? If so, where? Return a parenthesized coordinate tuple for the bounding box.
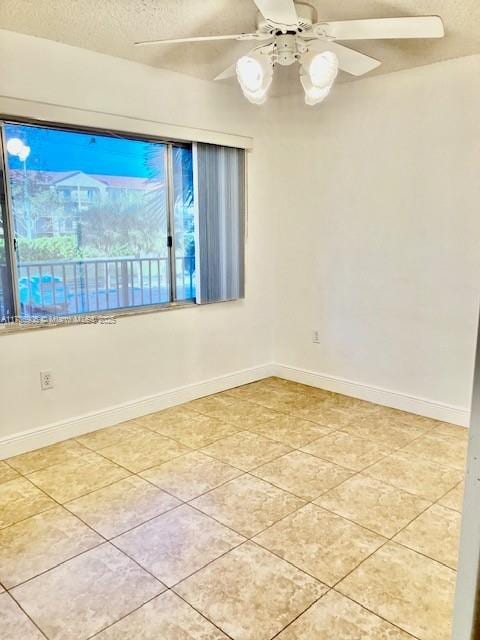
(13, 256, 195, 316)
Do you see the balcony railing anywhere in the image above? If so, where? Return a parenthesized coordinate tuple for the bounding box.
(1, 256, 196, 318)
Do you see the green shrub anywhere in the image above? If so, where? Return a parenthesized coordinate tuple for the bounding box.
(17, 236, 81, 261)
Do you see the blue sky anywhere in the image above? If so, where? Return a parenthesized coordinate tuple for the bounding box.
(5, 123, 166, 178)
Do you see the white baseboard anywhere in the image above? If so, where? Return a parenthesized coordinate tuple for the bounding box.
(273, 363, 470, 427)
(0, 363, 275, 459)
(1, 361, 470, 459)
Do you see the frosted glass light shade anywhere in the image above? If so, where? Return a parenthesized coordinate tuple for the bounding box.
(236, 53, 273, 105)
(309, 51, 338, 89)
(236, 56, 264, 93)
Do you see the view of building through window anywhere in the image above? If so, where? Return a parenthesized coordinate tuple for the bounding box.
(1, 122, 195, 319)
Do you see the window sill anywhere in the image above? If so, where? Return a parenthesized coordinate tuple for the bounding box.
(0, 300, 197, 335)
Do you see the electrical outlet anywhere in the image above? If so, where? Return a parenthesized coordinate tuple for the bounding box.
(40, 370, 54, 391)
(312, 330, 320, 344)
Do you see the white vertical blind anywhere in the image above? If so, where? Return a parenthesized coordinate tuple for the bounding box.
(194, 143, 245, 304)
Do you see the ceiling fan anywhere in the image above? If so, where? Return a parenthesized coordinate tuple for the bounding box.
(135, 0, 445, 106)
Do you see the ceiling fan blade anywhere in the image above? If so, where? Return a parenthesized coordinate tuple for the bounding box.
(306, 40, 381, 76)
(214, 64, 237, 81)
(134, 33, 259, 47)
(252, 0, 298, 27)
(320, 16, 445, 41)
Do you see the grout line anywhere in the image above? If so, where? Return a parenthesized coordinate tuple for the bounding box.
(85, 591, 168, 640)
(268, 590, 332, 640)
(5, 442, 95, 476)
(0, 502, 58, 533)
(170, 589, 237, 640)
(24, 469, 135, 505)
(5, 590, 50, 639)
(0, 377, 465, 638)
(391, 537, 458, 573)
(138, 463, 246, 501)
(322, 477, 463, 617)
(64, 496, 184, 542)
(112, 532, 246, 594)
(6, 539, 108, 592)
(2, 473, 111, 590)
(329, 589, 422, 640)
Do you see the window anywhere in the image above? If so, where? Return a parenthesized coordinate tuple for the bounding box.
(0, 118, 245, 326)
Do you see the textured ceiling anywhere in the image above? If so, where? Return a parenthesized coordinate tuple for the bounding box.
(1, 0, 479, 95)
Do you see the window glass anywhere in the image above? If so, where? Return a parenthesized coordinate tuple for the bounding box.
(172, 145, 195, 301)
(3, 122, 195, 318)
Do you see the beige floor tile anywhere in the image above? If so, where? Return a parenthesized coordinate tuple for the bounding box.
(139, 410, 207, 438)
(234, 387, 322, 413)
(302, 431, 391, 471)
(201, 431, 291, 471)
(0, 592, 45, 640)
(316, 475, 430, 537)
(135, 406, 203, 431)
(254, 504, 384, 586)
(364, 452, 463, 500)
(439, 482, 464, 512)
(290, 393, 338, 411)
(175, 541, 327, 640)
(277, 382, 332, 400)
(223, 378, 311, 402)
(398, 414, 448, 430)
(337, 542, 456, 640)
(252, 450, 352, 500)
(94, 591, 228, 639)
(432, 422, 469, 440)
(0, 478, 55, 529)
(140, 451, 242, 501)
(400, 432, 467, 470)
(290, 405, 357, 428)
(195, 399, 282, 428)
(0, 506, 102, 588)
(222, 383, 265, 401)
(0, 461, 19, 485)
(114, 504, 244, 586)
(66, 476, 180, 538)
(186, 394, 237, 413)
(248, 414, 331, 448)
(75, 420, 150, 451)
(11, 544, 164, 640)
(373, 407, 441, 430)
(148, 415, 239, 448)
(27, 452, 130, 503)
(277, 590, 414, 639)
(99, 431, 191, 473)
(191, 475, 305, 537)
(342, 416, 424, 448)
(394, 504, 461, 569)
(298, 384, 335, 400)
(7, 440, 90, 474)
(328, 396, 380, 413)
(256, 377, 309, 391)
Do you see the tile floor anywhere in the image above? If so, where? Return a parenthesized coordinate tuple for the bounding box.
(0, 377, 466, 640)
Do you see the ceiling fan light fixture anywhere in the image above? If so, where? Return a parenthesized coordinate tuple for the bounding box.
(236, 52, 272, 105)
(308, 51, 339, 89)
(299, 48, 338, 106)
(300, 74, 332, 106)
(236, 56, 264, 93)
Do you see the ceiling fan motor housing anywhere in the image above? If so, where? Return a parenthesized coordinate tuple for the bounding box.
(275, 34, 298, 65)
(256, 2, 317, 34)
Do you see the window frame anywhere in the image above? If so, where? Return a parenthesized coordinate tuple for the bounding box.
(0, 116, 197, 329)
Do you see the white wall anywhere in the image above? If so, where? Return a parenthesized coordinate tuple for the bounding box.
(1, 29, 479, 455)
(0, 31, 277, 450)
(273, 55, 480, 423)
